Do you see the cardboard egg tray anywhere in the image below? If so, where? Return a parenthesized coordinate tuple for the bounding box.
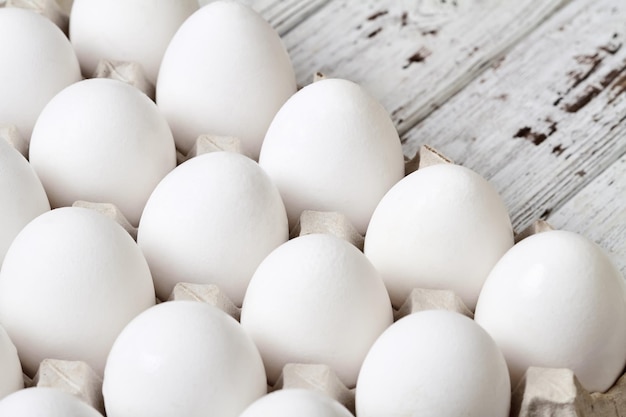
(1, 4, 625, 413)
(5, 139, 619, 417)
(3, 0, 70, 33)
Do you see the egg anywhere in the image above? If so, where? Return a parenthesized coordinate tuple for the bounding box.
(258, 78, 405, 235)
(156, 0, 297, 158)
(29, 78, 177, 226)
(0, 325, 22, 400)
(239, 389, 353, 417)
(0, 387, 103, 417)
(103, 301, 266, 417)
(69, 0, 198, 84)
(474, 230, 626, 392)
(240, 233, 393, 387)
(0, 139, 50, 266)
(356, 310, 511, 417)
(0, 207, 155, 376)
(363, 163, 514, 310)
(0, 7, 81, 144)
(137, 151, 288, 305)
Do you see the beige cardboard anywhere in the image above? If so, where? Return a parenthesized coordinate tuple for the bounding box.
(393, 287, 473, 321)
(33, 358, 104, 414)
(512, 366, 626, 417)
(178, 135, 243, 164)
(72, 201, 138, 240)
(514, 219, 556, 243)
(93, 59, 155, 99)
(0, 124, 28, 158)
(169, 282, 241, 321)
(272, 363, 355, 414)
(291, 210, 364, 250)
(6, 0, 68, 33)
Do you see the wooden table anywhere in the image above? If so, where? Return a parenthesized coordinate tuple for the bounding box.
(247, 0, 626, 276)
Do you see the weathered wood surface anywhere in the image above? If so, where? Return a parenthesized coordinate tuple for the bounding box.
(267, 0, 625, 276)
(10, 1, 619, 280)
(281, 0, 569, 134)
(548, 154, 626, 275)
(270, 0, 625, 275)
(246, 0, 331, 35)
(512, 367, 626, 417)
(399, 0, 626, 250)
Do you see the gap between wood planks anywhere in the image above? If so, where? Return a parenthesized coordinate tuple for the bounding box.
(249, 0, 331, 36)
(251, 0, 625, 271)
(549, 154, 626, 275)
(280, 0, 571, 136)
(400, 0, 626, 256)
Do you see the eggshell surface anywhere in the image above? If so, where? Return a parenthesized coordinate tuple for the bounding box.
(239, 389, 353, 417)
(0, 326, 22, 400)
(29, 78, 176, 226)
(364, 163, 514, 310)
(474, 230, 626, 392)
(0, 387, 103, 417)
(356, 310, 511, 417)
(0, 139, 50, 266)
(103, 301, 266, 417)
(137, 151, 288, 305)
(259, 78, 405, 234)
(156, 0, 296, 158)
(0, 207, 155, 376)
(240, 234, 393, 387)
(70, 0, 198, 84)
(0, 7, 81, 142)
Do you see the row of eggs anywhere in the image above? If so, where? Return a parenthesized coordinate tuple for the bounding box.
(0, 1, 625, 416)
(0, 213, 622, 417)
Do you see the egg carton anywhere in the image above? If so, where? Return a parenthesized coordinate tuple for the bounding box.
(0, 55, 154, 162)
(3, 56, 624, 415)
(25, 358, 105, 414)
(0, 124, 28, 159)
(2, 0, 70, 34)
(58, 203, 625, 417)
(23, 233, 626, 417)
(157, 207, 626, 417)
(92, 60, 155, 100)
(4, 125, 625, 416)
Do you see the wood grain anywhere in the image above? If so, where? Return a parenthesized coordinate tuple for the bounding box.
(281, 0, 569, 134)
(401, 0, 626, 237)
(548, 154, 626, 275)
(248, 0, 331, 35)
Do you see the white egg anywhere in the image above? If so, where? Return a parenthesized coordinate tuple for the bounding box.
(69, 0, 198, 84)
(474, 230, 626, 392)
(137, 151, 288, 305)
(0, 325, 22, 400)
(356, 310, 511, 417)
(156, 0, 296, 158)
(240, 233, 393, 387)
(0, 139, 50, 266)
(0, 207, 155, 376)
(0, 387, 103, 417)
(259, 78, 405, 235)
(0, 7, 81, 143)
(103, 301, 266, 417)
(239, 389, 353, 417)
(29, 78, 176, 226)
(364, 164, 514, 310)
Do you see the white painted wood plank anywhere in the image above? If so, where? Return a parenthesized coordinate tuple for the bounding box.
(199, 1, 330, 35)
(282, 0, 569, 133)
(547, 154, 626, 276)
(247, 0, 331, 35)
(401, 0, 626, 236)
